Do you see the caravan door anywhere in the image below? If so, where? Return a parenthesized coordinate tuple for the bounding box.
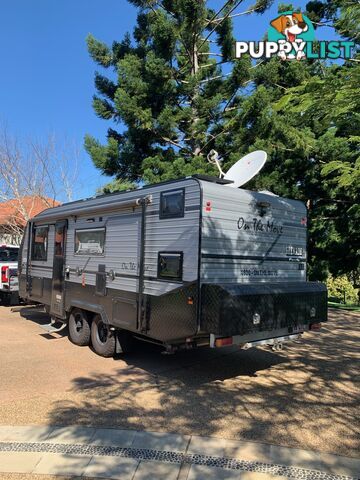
(50, 220, 67, 319)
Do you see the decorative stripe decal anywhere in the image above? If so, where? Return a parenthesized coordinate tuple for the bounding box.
(185, 205, 201, 212)
(0, 442, 353, 480)
(30, 265, 53, 270)
(202, 254, 306, 262)
(68, 268, 188, 284)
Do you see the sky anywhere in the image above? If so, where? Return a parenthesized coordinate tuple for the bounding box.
(0, 0, 336, 201)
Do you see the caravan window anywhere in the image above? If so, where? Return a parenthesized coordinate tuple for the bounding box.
(160, 189, 184, 219)
(75, 228, 105, 255)
(54, 223, 66, 256)
(158, 252, 183, 281)
(31, 226, 49, 261)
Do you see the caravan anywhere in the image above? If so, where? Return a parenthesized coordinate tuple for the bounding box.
(19, 174, 327, 357)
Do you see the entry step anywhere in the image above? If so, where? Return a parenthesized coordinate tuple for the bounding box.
(40, 318, 67, 334)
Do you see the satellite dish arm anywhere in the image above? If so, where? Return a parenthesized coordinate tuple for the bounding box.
(207, 150, 225, 178)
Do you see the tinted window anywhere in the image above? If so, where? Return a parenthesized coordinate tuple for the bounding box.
(55, 224, 66, 256)
(0, 247, 19, 262)
(31, 226, 49, 261)
(75, 228, 105, 255)
(160, 189, 184, 219)
(158, 252, 183, 281)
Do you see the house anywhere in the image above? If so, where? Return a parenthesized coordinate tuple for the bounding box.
(0, 196, 60, 246)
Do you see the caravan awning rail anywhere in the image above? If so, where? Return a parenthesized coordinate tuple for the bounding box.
(32, 194, 153, 222)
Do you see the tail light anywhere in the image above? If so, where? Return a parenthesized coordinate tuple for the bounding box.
(215, 337, 233, 347)
(1, 266, 9, 283)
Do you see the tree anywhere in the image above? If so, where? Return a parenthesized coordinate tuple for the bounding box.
(274, 64, 359, 283)
(0, 127, 79, 244)
(85, 0, 273, 187)
(86, 0, 359, 284)
(233, 1, 360, 283)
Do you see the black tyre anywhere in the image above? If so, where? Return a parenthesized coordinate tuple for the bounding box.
(91, 314, 116, 357)
(9, 292, 19, 306)
(68, 309, 91, 346)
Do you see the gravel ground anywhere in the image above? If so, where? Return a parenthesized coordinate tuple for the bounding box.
(0, 306, 358, 458)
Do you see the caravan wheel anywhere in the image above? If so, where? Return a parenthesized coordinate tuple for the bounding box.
(91, 315, 116, 357)
(68, 309, 91, 346)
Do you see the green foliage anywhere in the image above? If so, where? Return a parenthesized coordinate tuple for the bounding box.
(327, 274, 359, 305)
(85, 1, 267, 185)
(86, 0, 359, 283)
(97, 179, 136, 194)
(306, 0, 360, 42)
(239, 0, 360, 282)
(253, 0, 275, 14)
(265, 63, 360, 281)
(278, 4, 295, 13)
(86, 34, 112, 67)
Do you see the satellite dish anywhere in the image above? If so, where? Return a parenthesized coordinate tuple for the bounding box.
(224, 151, 267, 188)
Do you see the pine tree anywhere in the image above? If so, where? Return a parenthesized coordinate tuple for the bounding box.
(85, 0, 273, 186)
(235, 1, 360, 283)
(86, 0, 359, 283)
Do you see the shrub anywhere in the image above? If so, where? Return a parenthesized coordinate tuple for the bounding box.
(326, 274, 359, 305)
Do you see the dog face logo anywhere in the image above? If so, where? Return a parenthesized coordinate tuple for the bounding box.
(268, 11, 314, 60)
(235, 11, 354, 61)
(270, 13, 308, 42)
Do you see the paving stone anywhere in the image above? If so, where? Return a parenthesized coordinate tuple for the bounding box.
(176, 461, 192, 480)
(132, 431, 190, 452)
(238, 473, 289, 480)
(44, 426, 96, 444)
(90, 428, 136, 448)
(187, 464, 243, 479)
(83, 455, 139, 479)
(0, 452, 42, 473)
(269, 444, 326, 471)
(32, 453, 92, 476)
(224, 439, 272, 463)
(133, 460, 181, 480)
(318, 452, 360, 478)
(0, 426, 54, 443)
(268, 444, 360, 476)
(188, 466, 289, 480)
(187, 436, 230, 457)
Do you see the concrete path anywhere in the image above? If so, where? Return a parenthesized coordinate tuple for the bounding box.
(0, 426, 359, 480)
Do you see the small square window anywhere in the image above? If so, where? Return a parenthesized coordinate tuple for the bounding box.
(158, 252, 183, 281)
(160, 189, 184, 219)
(75, 228, 105, 255)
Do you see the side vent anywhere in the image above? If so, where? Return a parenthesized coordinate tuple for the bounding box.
(96, 264, 107, 296)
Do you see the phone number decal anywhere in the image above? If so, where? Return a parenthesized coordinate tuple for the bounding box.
(238, 269, 279, 277)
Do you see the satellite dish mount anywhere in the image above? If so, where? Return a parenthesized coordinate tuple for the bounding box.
(207, 150, 225, 178)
